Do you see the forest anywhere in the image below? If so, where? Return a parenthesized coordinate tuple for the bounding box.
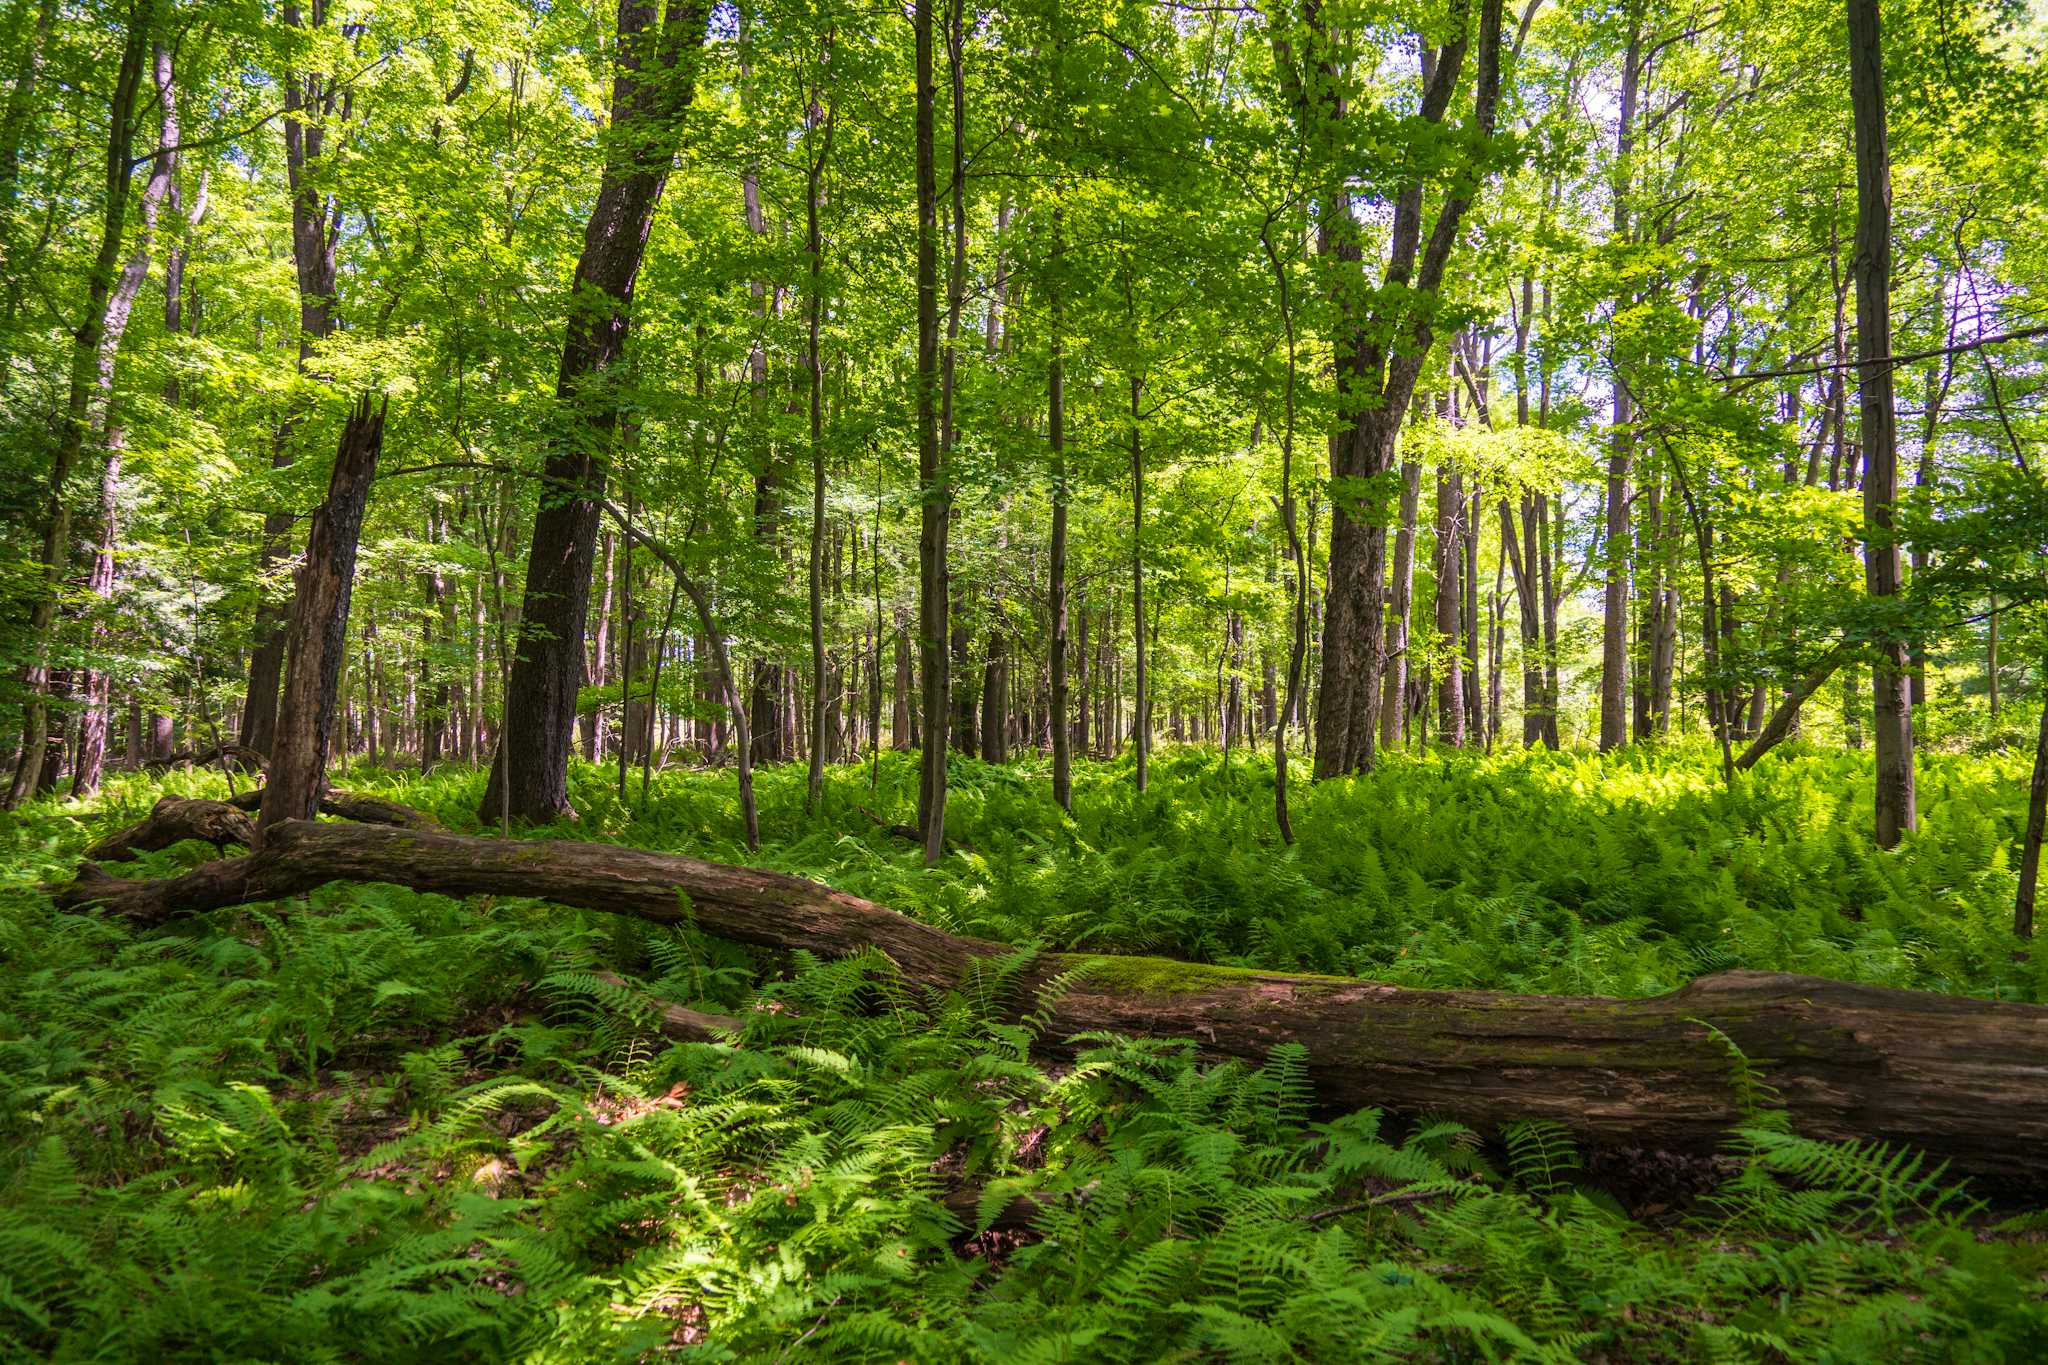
(2, 0, 2047, 1356)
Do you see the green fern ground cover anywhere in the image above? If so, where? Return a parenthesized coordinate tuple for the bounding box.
(5, 745, 2048, 1361)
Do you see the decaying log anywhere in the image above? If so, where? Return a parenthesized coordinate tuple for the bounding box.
(51, 819, 2048, 1181)
(142, 743, 267, 774)
(85, 796, 256, 861)
(224, 787, 442, 830)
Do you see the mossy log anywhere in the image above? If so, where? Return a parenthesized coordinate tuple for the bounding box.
(51, 819, 2048, 1181)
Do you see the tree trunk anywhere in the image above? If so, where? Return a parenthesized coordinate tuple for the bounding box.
(803, 74, 832, 811)
(1380, 461, 1421, 750)
(1307, 0, 1505, 778)
(2017, 675, 2047, 939)
(1433, 464, 1465, 746)
(913, 0, 949, 863)
(1847, 0, 1914, 849)
(1598, 10, 1639, 754)
(242, 0, 347, 761)
(481, 0, 707, 824)
(5, 0, 152, 808)
(1129, 372, 1149, 790)
(58, 817, 2048, 1184)
(1048, 216, 1071, 811)
(74, 40, 180, 799)
(258, 396, 386, 837)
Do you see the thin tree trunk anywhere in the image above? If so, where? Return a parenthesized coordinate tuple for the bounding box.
(913, 0, 949, 864)
(1599, 9, 1640, 753)
(803, 65, 834, 811)
(6, 0, 152, 808)
(1847, 0, 1914, 848)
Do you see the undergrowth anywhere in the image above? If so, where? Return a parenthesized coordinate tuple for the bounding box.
(2, 744, 2045, 1360)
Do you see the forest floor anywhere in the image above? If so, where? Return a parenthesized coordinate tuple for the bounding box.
(5, 744, 2048, 1360)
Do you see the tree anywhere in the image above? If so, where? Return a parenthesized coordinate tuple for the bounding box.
(481, 0, 708, 823)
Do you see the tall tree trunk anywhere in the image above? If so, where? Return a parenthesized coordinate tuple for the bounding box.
(913, 0, 950, 864)
(481, 0, 706, 823)
(242, 0, 347, 760)
(803, 68, 833, 811)
(5, 0, 152, 809)
(74, 39, 178, 798)
(1048, 218, 1071, 809)
(1304, 0, 1505, 777)
(1847, 0, 1914, 848)
(1598, 8, 1640, 753)
(258, 397, 386, 837)
(1129, 371, 1149, 791)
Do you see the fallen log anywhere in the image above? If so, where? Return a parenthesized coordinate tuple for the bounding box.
(223, 787, 443, 830)
(85, 796, 256, 862)
(51, 819, 2048, 1181)
(84, 791, 441, 866)
(143, 743, 267, 774)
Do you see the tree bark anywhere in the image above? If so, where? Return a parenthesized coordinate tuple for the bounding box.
(1380, 461, 1421, 750)
(481, 0, 707, 824)
(258, 396, 386, 838)
(1847, 0, 1914, 848)
(56, 817, 2048, 1184)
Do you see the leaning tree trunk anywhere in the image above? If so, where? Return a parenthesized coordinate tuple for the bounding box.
(55, 815, 2048, 1184)
(257, 396, 386, 836)
(481, 0, 707, 824)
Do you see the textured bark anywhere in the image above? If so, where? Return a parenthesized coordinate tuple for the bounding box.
(55, 817, 2048, 1182)
(1847, 0, 1914, 848)
(482, 0, 707, 824)
(86, 796, 255, 861)
(258, 397, 385, 837)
